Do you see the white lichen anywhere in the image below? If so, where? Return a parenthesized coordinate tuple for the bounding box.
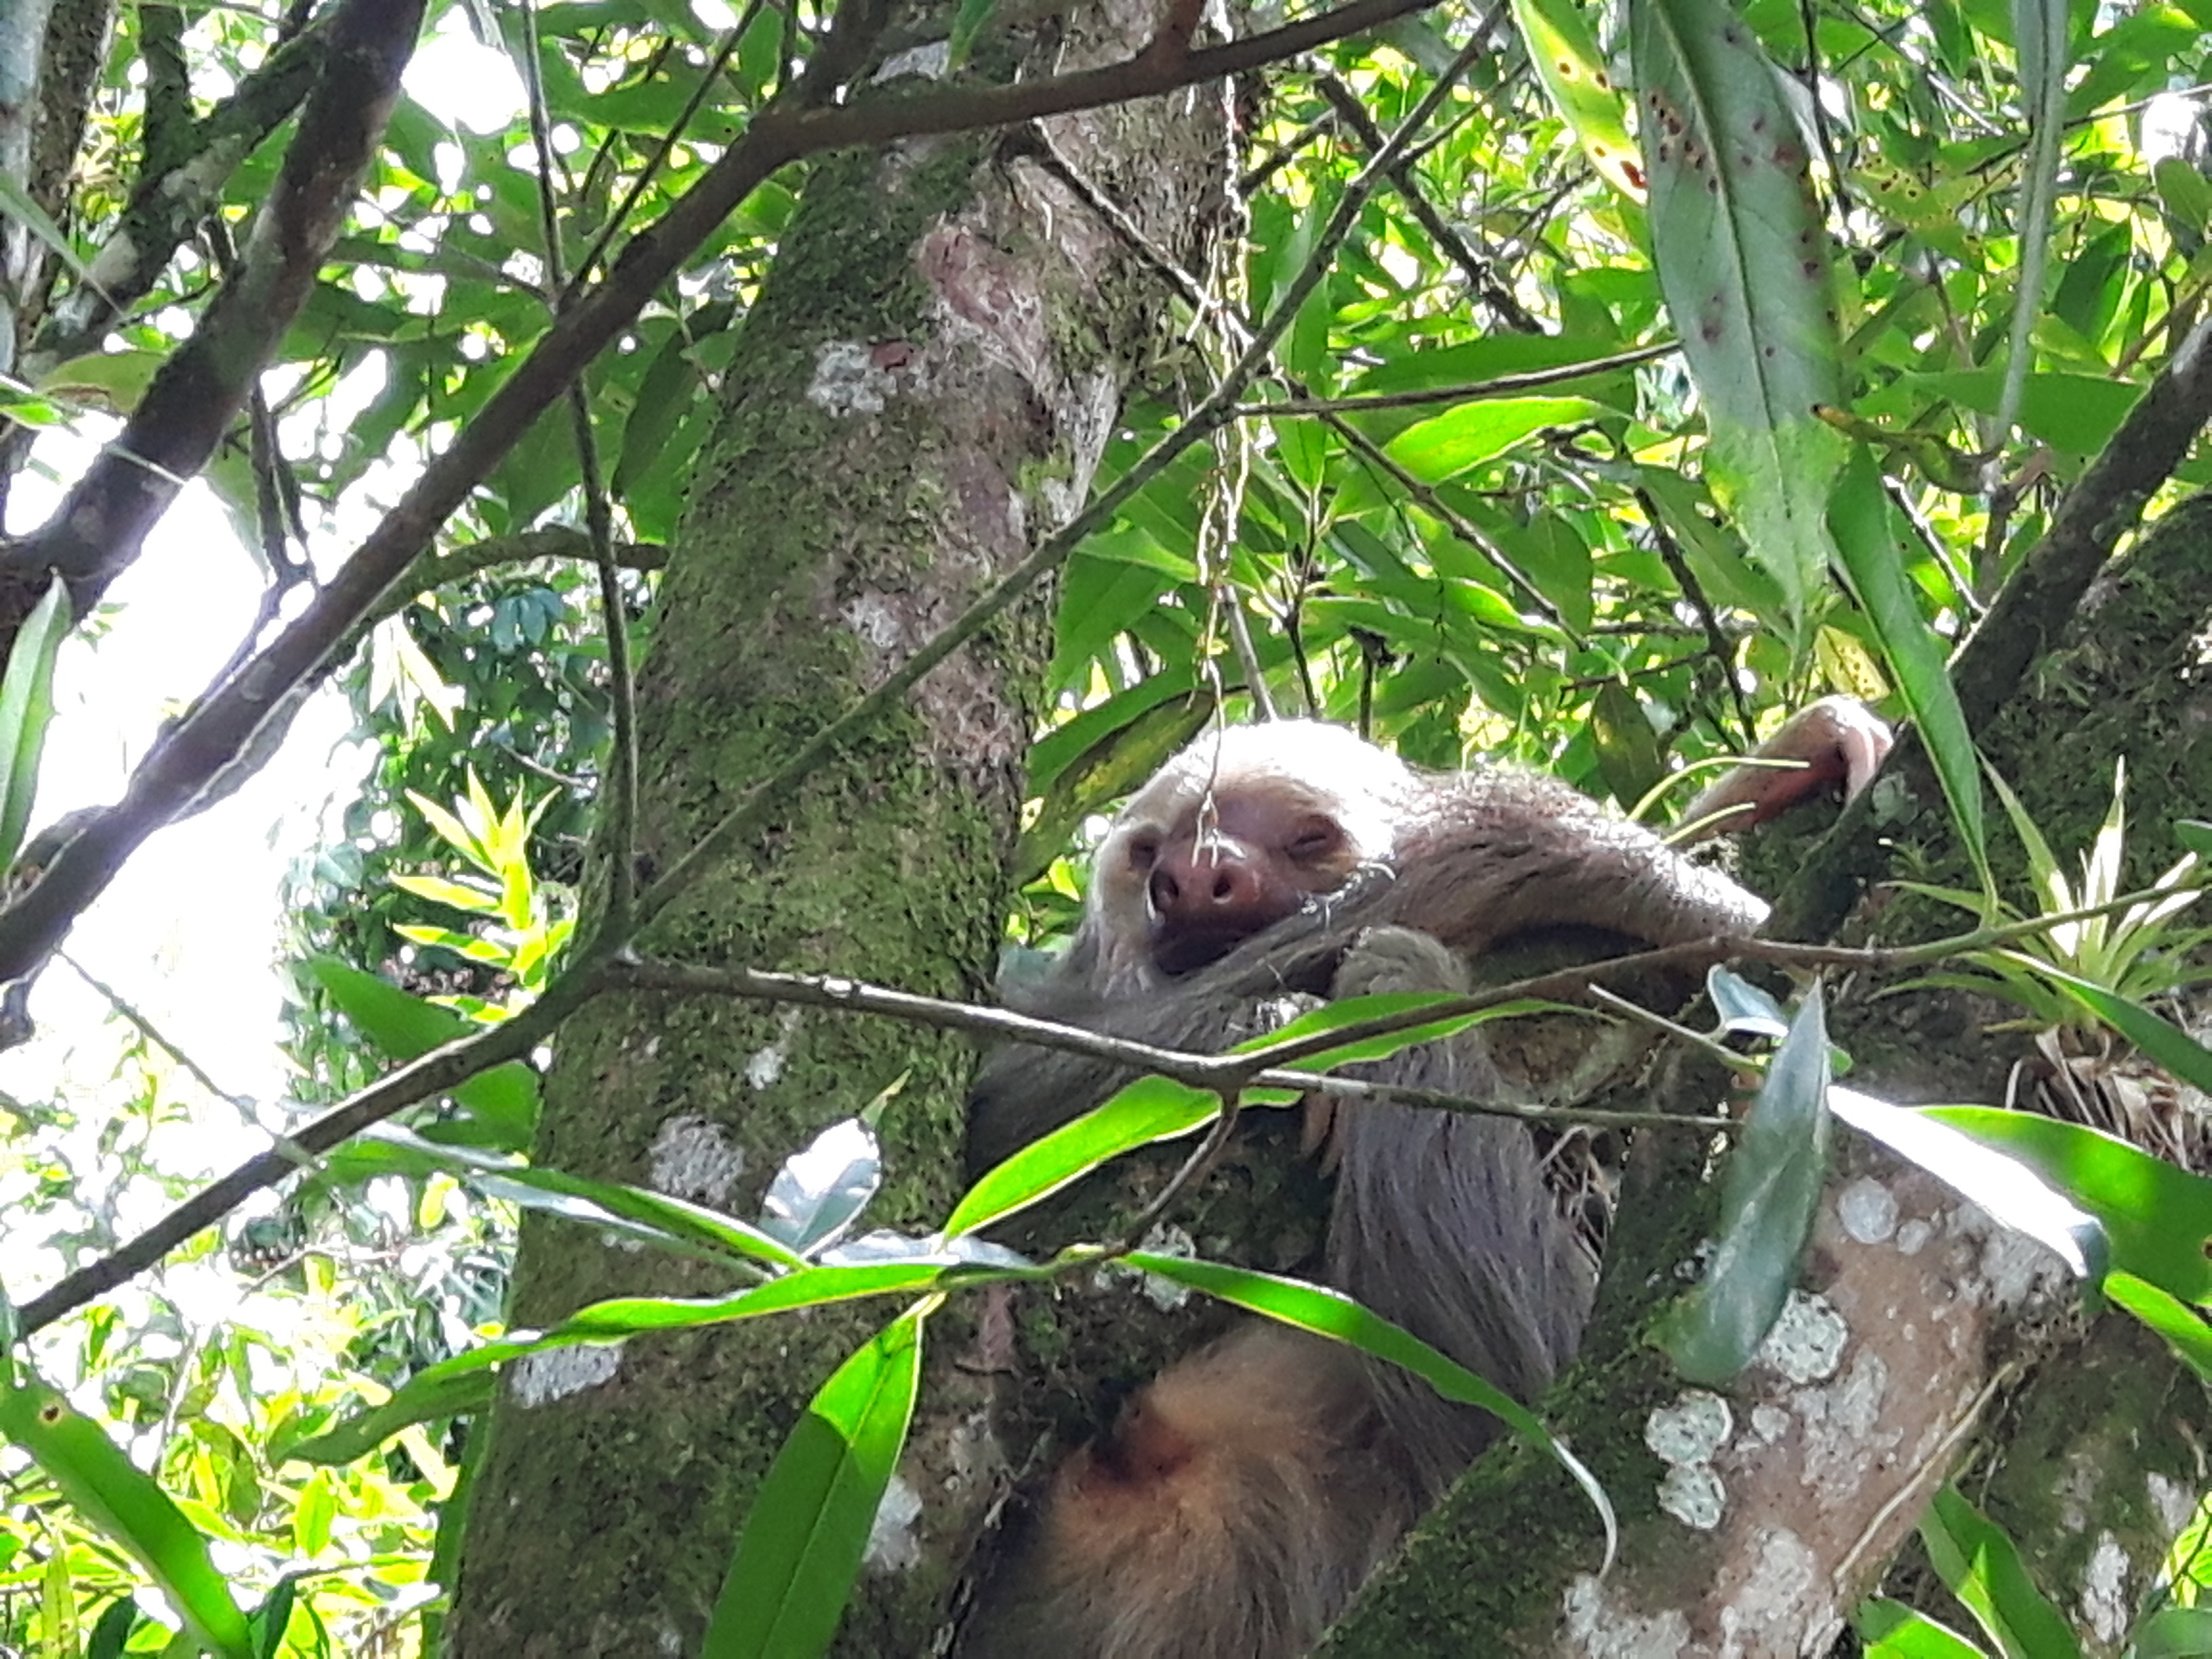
(1797, 1351, 1896, 1498)
(1658, 1462, 1726, 1530)
(1561, 1574, 1691, 1657)
(1837, 1176, 1899, 1244)
(865, 1475, 925, 1573)
(1100, 1224, 1197, 1309)
(1718, 1528, 1830, 1657)
(511, 1343, 622, 1406)
(745, 1006, 804, 1090)
(2150, 1471, 2196, 1536)
(874, 42, 951, 80)
(2079, 1531, 2131, 1643)
(1645, 1391, 1733, 1465)
(647, 1114, 745, 1206)
(806, 339, 895, 416)
(1749, 1404, 1793, 1446)
(1759, 1290, 1849, 1383)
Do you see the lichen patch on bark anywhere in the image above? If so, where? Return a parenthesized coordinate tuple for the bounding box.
(647, 1114, 745, 1206)
(510, 1343, 623, 1407)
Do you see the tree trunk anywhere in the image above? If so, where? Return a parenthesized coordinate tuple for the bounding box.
(447, 12, 1231, 1654)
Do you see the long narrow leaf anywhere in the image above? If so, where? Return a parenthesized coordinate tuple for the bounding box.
(1832, 1093, 2102, 1283)
(1856, 1597, 1991, 1658)
(0, 1364, 253, 1658)
(360, 1127, 804, 1273)
(2011, 962, 2212, 1092)
(1920, 1486, 2081, 1659)
(2106, 1271, 2212, 1382)
(0, 576, 69, 869)
(1925, 1107, 2206, 1302)
(1827, 450, 1988, 889)
(1128, 1253, 1618, 1569)
(1662, 985, 1833, 1383)
(301, 1259, 1005, 1460)
(1992, 0, 2068, 441)
(703, 1304, 930, 1658)
(1632, 0, 1845, 628)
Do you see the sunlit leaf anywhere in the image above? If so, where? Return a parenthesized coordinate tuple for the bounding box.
(1856, 1597, 1990, 1658)
(1832, 1092, 2102, 1282)
(1919, 1486, 2081, 1659)
(1927, 1109, 2209, 1303)
(0, 1362, 253, 1658)
(1514, 0, 1645, 198)
(0, 576, 69, 869)
(1826, 449, 1987, 888)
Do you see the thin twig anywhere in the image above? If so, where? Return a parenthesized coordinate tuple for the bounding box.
(520, 0, 640, 922)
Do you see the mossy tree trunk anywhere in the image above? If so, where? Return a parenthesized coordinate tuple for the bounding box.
(447, 9, 1230, 1652)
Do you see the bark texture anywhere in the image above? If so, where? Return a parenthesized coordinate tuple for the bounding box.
(447, 9, 1231, 1656)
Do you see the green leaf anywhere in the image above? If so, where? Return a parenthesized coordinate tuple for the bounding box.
(945, 1075, 1221, 1239)
(2106, 1272, 2212, 1382)
(1925, 1108, 2211, 1303)
(1707, 965, 1788, 1040)
(304, 957, 539, 1141)
(1514, 0, 1645, 199)
(85, 1595, 140, 1659)
(282, 1369, 497, 1466)
(361, 1129, 804, 1271)
(247, 1576, 300, 1659)
(388, 872, 504, 915)
(1590, 681, 1666, 810)
(946, 0, 999, 66)
(1993, 0, 2068, 441)
(301, 1260, 1001, 1461)
(2017, 964, 2212, 1092)
(1919, 1486, 2081, 1659)
(1831, 1093, 2101, 1282)
(0, 1362, 253, 1658)
(2132, 1605, 2212, 1656)
(0, 576, 69, 869)
(703, 1305, 929, 1658)
(1381, 396, 1600, 483)
(1632, 0, 1845, 630)
(1127, 1254, 1618, 1565)
(1856, 1597, 1991, 1658)
(0, 169, 100, 288)
(1662, 984, 1833, 1383)
(1826, 449, 1987, 889)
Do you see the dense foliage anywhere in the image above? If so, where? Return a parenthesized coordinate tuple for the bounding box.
(0, 0, 2209, 1652)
